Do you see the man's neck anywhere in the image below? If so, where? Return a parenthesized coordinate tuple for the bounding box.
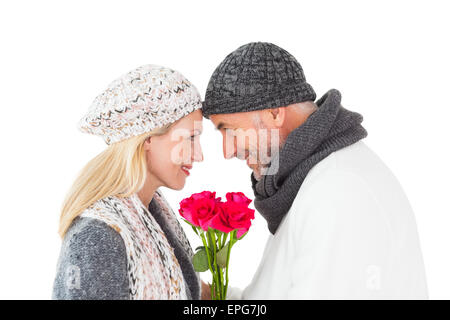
(282, 103, 317, 142)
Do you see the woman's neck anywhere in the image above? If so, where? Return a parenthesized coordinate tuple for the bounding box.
(137, 176, 160, 208)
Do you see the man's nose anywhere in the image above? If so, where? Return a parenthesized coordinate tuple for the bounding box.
(222, 134, 236, 159)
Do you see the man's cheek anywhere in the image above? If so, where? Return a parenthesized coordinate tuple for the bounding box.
(247, 153, 259, 166)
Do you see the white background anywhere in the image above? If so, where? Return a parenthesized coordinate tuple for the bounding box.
(0, 0, 449, 299)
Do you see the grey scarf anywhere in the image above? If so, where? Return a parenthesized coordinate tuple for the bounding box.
(148, 195, 200, 300)
(251, 89, 368, 235)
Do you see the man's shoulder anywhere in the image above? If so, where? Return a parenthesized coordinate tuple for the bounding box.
(299, 140, 392, 196)
(298, 141, 368, 193)
(287, 139, 410, 238)
(289, 140, 390, 223)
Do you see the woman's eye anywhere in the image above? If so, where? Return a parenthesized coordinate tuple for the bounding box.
(188, 131, 201, 141)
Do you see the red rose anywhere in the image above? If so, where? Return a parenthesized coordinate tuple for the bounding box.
(179, 191, 221, 231)
(208, 200, 255, 238)
(225, 192, 252, 207)
(202, 204, 234, 234)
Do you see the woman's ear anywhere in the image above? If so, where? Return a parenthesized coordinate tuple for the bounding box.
(143, 136, 152, 151)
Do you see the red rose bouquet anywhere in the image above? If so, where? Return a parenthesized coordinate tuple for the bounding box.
(179, 191, 255, 300)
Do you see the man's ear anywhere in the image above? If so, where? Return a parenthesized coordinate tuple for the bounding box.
(269, 107, 286, 127)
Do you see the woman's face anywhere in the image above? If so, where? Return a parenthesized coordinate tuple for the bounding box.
(145, 109, 204, 190)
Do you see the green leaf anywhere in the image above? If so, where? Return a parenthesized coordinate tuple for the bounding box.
(182, 218, 193, 226)
(191, 225, 199, 236)
(216, 243, 229, 268)
(196, 246, 214, 259)
(192, 248, 209, 272)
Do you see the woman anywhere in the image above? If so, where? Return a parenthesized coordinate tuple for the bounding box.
(52, 65, 210, 300)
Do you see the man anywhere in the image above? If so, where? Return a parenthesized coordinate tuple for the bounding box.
(202, 42, 428, 299)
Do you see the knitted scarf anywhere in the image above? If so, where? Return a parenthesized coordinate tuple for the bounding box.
(251, 89, 368, 234)
(148, 192, 201, 300)
(80, 190, 200, 299)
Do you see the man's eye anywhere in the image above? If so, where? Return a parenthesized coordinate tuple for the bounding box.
(225, 129, 235, 135)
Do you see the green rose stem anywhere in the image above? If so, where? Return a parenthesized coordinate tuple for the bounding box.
(196, 227, 241, 299)
(215, 231, 224, 299)
(222, 232, 228, 249)
(217, 233, 225, 299)
(217, 235, 224, 299)
(217, 253, 224, 298)
(218, 231, 223, 248)
(220, 232, 228, 297)
(199, 231, 215, 300)
(224, 230, 236, 299)
(214, 231, 224, 299)
(216, 231, 220, 248)
(221, 232, 227, 250)
(214, 232, 222, 299)
(207, 230, 221, 299)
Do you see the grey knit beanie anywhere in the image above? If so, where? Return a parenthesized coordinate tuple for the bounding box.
(202, 42, 316, 118)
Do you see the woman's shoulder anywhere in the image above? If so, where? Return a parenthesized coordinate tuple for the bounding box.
(64, 215, 123, 246)
(53, 216, 129, 300)
(61, 216, 128, 268)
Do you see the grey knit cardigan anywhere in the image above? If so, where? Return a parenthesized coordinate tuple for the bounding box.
(52, 190, 201, 300)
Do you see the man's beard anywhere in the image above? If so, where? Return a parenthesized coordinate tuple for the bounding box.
(250, 141, 281, 181)
(248, 115, 283, 180)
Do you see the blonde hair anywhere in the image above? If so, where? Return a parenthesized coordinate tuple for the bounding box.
(58, 124, 173, 238)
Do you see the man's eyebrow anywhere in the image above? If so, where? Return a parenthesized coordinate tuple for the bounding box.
(216, 122, 225, 131)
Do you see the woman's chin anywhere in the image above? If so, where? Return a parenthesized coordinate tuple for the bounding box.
(169, 178, 186, 191)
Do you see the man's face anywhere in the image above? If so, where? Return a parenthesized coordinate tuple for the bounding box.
(210, 111, 280, 180)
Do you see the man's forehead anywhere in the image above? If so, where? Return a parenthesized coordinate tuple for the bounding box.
(210, 112, 253, 129)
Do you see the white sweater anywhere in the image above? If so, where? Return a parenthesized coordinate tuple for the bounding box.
(227, 141, 428, 299)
